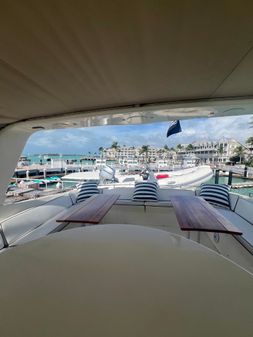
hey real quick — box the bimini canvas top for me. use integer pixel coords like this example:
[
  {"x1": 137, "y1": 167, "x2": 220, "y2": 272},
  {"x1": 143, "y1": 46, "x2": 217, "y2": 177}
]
[{"x1": 0, "y1": 1, "x2": 253, "y2": 129}]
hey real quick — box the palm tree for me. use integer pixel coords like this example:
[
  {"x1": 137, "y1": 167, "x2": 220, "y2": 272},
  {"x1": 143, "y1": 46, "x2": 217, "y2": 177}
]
[
  {"x1": 176, "y1": 144, "x2": 182, "y2": 151},
  {"x1": 98, "y1": 147, "x2": 104, "y2": 159},
  {"x1": 163, "y1": 145, "x2": 169, "y2": 159},
  {"x1": 246, "y1": 137, "x2": 253, "y2": 161},
  {"x1": 233, "y1": 145, "x2": 245, "y2": 164},
  {"x1": 111, "y1": 141, "x2": 120, "y2": 161},
  {"x1": 186, "y1": 144, "x2": 194, "y2": 152},
  {"x1": 111, "y1": 141, "x2": 120, "y2": 150},
  {"x1": 218, "y1": 144, "x2": 224, "y2": 162},
  {"x1": 218, "y1": 144, "x2": 224, "y2": 153},
  {"x1": 140, "y1": 145, "x2": 150, "y2": 164},
  {"x1": 246, "y1": 137, "x2": 253, "y2": 147}
]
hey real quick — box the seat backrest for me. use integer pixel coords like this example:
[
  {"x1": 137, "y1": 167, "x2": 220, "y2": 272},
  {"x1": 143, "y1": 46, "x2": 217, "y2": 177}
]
[
  {"x1": 234, "y1": 197, "x2": 253, "y2": 225},
  {"x1": 229, "y1": 193, "x2": 239, "y2": 211}
]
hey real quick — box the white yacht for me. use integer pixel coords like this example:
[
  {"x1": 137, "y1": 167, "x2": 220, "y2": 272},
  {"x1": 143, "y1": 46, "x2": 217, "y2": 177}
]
[
  {"x1": 0, "y1": 2, "x2": 252, "y2": 336},
  {"x1": 95, "y1": 158, "x2": 107, "y2": 167},
  {"x1": 155, "y1": 165, "x2": 213, "y2": 187},
  {"x1": 61, "y1": 163, "x2": 213, "y2": 187}
]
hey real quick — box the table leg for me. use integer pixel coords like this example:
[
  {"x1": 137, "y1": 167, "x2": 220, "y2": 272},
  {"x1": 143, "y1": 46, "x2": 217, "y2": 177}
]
[{"x1": 197, "y1": 231, "x2": 200, "y2": 243}]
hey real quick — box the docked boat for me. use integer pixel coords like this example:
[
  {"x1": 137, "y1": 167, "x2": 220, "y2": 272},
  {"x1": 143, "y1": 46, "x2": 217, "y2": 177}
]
[
  {"x1": 17, "y1": 155, "x2": 31, "y2": 168},
  {"x1": 0, "y1": 2, "x2": 252, "y2": 336},
  {"x1": 32, "y1": 176, "x2": 61, "y2": 187},
  {"x1": 154, "y1": 165, "x2": 213, "y2": 187},
  {"x1": 61, "y1": 164, "x2": 213, "y2": 187}
]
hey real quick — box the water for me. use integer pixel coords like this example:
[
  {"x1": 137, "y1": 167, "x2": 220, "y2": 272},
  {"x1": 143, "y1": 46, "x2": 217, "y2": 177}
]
[
  {"x1": 25, "y1": 154, "x2": 116, "y2": 166},
  {"x1": 24, "y1": 155, "x2": 253, "y2": 198},
  {"x1": 206, "y1": 176, "x2": 253, "y2": 198},
  {"x1": 26, "y1": 154, "x2": 86, "y2": 165}
]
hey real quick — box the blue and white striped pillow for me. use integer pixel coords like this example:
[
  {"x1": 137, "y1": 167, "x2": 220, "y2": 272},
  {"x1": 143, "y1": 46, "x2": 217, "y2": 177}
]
[
  {"x1": 199, "y1": 184, "x2": 231, "y2": 209},
  {"x1": 133, "y1": 181, "x2": 158, "y2": 201},
  {"x1": 76, "y1": 182, "x2": 99, "y2": 203}
]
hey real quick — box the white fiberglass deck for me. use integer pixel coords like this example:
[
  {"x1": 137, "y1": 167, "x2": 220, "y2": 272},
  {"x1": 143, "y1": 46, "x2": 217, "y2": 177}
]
[{"x1": 0, "y1": 225, "x2": 252, "y2": 337}]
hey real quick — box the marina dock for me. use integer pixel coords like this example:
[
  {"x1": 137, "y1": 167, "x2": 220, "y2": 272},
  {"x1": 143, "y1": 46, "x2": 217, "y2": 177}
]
[{"x1": 231, "y1": 182, "x2": 253, "y2": 189}]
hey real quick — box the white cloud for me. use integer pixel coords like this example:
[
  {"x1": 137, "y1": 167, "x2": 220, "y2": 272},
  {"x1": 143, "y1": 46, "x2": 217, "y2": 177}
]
[{"x1": 23, "y1": 114, "x2": 253, "y2": 154}]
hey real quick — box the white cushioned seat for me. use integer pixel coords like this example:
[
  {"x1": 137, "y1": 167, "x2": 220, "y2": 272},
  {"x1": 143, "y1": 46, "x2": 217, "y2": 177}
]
[
  {"x1": 216, "y1": 208, "x2": 253, "y2": 249},
  {"x1": 199, "y1": 184, "x2": 231, "y2": 209},
  {"x1": 234, "y1": 198, "x2": 253, "y2": 224},
  {"x1": 2, "y1": 196, "x2": 72, "y2": 244}
]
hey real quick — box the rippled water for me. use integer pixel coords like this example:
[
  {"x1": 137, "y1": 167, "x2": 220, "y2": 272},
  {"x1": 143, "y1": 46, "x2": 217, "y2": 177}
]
[{"x1": 206, "y1": 176, "x2": 253, "y2": 198}]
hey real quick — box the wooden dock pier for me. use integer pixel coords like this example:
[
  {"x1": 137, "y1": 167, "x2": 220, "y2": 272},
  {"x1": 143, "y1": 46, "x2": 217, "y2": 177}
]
[{"x1": 231, "y1": 182, "x2": 253, "y2": 189}]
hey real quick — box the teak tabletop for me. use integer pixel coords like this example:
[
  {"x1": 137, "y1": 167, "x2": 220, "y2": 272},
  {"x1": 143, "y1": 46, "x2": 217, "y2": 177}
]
[
  {"x1": 170, "y1": 196, "x2": 242, "y2": 235},
  {"x1": 57, "y1": 194, "x2": 120, "y2": 224}
]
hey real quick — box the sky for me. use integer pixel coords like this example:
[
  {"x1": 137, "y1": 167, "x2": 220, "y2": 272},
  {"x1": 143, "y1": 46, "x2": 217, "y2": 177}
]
[{"x1": 23, "y1": 114, "x2": 253, "y2": 155}]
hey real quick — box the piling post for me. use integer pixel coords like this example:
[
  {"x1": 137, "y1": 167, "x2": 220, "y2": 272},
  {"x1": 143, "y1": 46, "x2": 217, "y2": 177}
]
[
  {"x1": 228, "y1": 171, "x2": 233, "y2": 186},
  {"x1": 214, "y1": 169, "x2": 220, "y2": 184},
  {"x1": 43, "y1": 168, "x2": 46, "y2": 179},
  {"x1": 244, "y1": 166, "x2": 248, "y2": 178}
]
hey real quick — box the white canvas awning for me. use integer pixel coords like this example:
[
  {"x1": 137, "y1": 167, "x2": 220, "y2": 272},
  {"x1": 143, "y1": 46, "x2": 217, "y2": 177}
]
[{"x1": 0, "y1": 1, "x2": 253, "y2": 129}]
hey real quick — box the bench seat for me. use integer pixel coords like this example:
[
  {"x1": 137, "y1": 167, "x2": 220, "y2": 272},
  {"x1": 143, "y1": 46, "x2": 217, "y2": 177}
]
[
  {"x1": 216, "y1": 208, "x2": 253, "y2": 252},
  {"x1": 2, "y1": 195, "x2": 73, "y2": 244}
]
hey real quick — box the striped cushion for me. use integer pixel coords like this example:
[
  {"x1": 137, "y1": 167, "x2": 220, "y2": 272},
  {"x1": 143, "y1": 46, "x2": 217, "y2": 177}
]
[
  {"x1": 133, "y1": 182, "x2": 158, "y2": 201},
  {"x1": 76, "y1": 181, "x2": 98, "y2": 189},
  {"x1": 76, "y1": 182, "x2": 99, "y2": 203},
  {"x1": 199, "y1": 184, "x2": 231, "y2": 209}
]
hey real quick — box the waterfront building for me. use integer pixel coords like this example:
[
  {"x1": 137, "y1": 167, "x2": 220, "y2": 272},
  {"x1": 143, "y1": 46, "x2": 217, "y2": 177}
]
[
  {"x1": 177, "y1": 138, "x2": 243, "y2": 164},
  {"x1": 104, "y1": 146, "x2": 177, "y2": 163},
  {"x1": 103, "y1": 138, "x2": 249, "y2": 165},
  {"x1": 104, "y1": 146, "x2": 138, "y2": 160}
]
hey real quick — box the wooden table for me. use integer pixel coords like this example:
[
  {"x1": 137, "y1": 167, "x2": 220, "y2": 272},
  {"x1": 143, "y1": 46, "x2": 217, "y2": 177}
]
[
  {"x1": 57, "y1": 194, "x2": 120, "y2": 224},
  {"x1": 170, "y1": 196, "x2": 242, "y2": 235}
]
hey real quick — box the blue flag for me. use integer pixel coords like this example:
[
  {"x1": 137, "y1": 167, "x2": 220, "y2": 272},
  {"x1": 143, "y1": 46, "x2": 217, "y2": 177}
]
[{"x1": 166, "y1": 120, "x2": 182, "y2": 137}]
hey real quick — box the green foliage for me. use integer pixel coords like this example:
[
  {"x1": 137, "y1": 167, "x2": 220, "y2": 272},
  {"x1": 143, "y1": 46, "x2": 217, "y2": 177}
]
[
  {"x1": 229, "y1": 155, "x2": 240, "y2": 164},
  {"x1": 246, "y1": 137, "x2": 253, "y2": 146},
  {"x1": 245, "y1": 157, "x2": 253, "y2": 167},
  {"x1": 234, "y1": 145, "x2": 245, "y2": 156},
  {"x1": 140, "y1": 145, "x2": 150, "y2": 163},
  {"x1": 140, "y1": 145, "x2": 150, "y2": 154},
  {"x1": 98, "y1": 147, "x2": 104, "y2": 158},
  {"x1": 111, "y1": 141, "x2": 120, "y2": 150},
  {"x1": 218, "y1": 144, "x2": 224, "y2": 155},
  {"x1": 186, "y1": 144, "x2": 194, "y2": 151}
]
